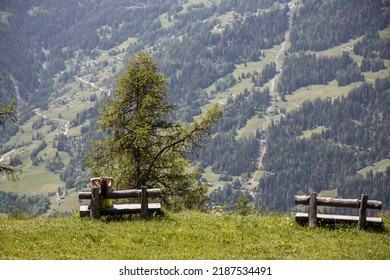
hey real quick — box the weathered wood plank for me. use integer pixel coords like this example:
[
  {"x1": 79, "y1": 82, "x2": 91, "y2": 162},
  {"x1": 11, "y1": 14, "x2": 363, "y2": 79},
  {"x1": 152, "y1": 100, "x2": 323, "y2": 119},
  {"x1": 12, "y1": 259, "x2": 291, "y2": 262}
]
[
  {"x1": 295, "y1": 195, "x2": 382, "y2": 210},
  {"x1": 80, "y1": 203, "x2": 161, "y2": 217},
  {"x1": 79, "y1": 188, "x2": 161, "y2": 200},
  {"x1": 79, "y1": 192, "x2": 92, "y2": 200},
  {"x1": 295, "y1": 212, "x2": 383, "y2": 226}
]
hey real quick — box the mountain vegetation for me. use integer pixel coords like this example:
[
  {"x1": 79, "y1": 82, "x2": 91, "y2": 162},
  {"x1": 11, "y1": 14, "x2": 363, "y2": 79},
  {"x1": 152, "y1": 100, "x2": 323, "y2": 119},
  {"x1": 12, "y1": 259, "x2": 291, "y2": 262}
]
[
  {"x1": 0, "y1": 98, "x2": 19, "y2": 182},
  {"x1": 277, "y1": 51, "x2": 364, "y2": 96},
  {"x1": 0, "y1": 190, "x2": 50, "y2": 216},
  {"x1": 289, "y1": 0, "x2": 390, "y2": 52},
  {"x1": 1, "y1": 0, "x2": 390, "y2": 217},
  {"x1": 85, "y1": 52, "x2": 221, "y2": 209},
  {"x1": 259, "y1": 77, "x2": 390, "y2": 211}
]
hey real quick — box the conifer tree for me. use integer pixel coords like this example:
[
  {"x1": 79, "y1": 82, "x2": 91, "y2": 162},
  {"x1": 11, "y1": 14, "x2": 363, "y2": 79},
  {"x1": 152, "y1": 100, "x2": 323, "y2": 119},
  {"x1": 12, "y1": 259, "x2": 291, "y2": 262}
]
[
  {"x1": 0, "y1": 79, "x2": 19, "y2": 182},
  {"x1": 85, "y1": 52, "x2": 221, "y2": 200}
]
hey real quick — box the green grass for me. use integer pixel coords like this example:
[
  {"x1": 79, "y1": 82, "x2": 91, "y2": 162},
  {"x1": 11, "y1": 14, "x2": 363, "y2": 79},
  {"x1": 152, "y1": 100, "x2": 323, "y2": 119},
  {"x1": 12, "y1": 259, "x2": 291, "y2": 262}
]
[
  {"x1": 298, "y1": 126, "x2": 328, "y2": 140},
  {"x1": 318, "y1": 189, "x2": 338, "y2": 198},
  {"x1": 215, "y1": 11, "x2": 235, "y2": 28},
  {"x1": 0, "y1": 164, "x2": 63, "y2": 193},
  {"x1": 202, "y1": 166, "x2": 221, "y2": 183},
  {"x1": 46, "y1": 190, "x2": 81, "y2": 216},
  {"x1": 358, "y1": 159, "x2": 390, "y2": 176},
  {"x1": 237, "y1": 115, "x2": 267, "y2": 138},
  {"x1": 159, "y1": 13, "x2": 173, "y2": 29},
  {"x1": 180, "y1": 0, "x2": 215, "y2": 14},
  {"x1": 316, "y1": 26, "x2": 390, "y2": 58},
  {"x1": 0, "y1": 211, "x2": 389, "y2": 260}
]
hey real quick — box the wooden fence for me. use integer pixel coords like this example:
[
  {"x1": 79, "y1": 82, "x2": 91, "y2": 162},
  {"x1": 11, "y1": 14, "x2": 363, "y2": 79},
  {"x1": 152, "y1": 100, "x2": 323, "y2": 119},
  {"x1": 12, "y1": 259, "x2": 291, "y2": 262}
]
[{"x1": 295, "y1": 193, "x2": 383, "y2": 229}]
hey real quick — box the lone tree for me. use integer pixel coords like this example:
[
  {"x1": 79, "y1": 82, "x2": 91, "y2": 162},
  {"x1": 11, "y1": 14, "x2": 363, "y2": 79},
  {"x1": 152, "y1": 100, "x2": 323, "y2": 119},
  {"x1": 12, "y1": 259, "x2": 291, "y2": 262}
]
[{"x1": 85, "y1": 52, "x2": 221, "y2": 205}]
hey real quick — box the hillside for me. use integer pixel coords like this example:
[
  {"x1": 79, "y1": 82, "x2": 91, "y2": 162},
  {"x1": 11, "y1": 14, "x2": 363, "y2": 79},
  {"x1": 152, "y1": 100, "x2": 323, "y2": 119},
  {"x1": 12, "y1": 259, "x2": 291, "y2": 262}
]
[
  {"x1": 1, "y1": 211, "x2": 389, "y2": 260},
  {"x1": 1, "y1": 0, "x2": 390, "y2": 216}
]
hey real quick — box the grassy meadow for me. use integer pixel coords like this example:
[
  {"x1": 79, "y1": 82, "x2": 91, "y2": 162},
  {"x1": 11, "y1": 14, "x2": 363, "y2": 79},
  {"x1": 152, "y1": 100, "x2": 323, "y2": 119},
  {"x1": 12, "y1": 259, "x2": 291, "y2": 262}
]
[{"x1": 1, "y1": 211, "x2": 389, "y2": 260}]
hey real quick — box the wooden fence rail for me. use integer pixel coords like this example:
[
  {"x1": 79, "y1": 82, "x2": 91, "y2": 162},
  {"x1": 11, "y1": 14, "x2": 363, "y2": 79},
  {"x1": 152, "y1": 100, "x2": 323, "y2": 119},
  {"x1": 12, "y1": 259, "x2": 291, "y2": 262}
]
[
  {"x1": 78, "y1": 188, "x2": 161, "y2": 200},
  {"x1": 295, "y1": 193, "x2": 383, "y2": 229},
  {"x1": 295, "y1": 195, "x2": 382, "y2": 209}
]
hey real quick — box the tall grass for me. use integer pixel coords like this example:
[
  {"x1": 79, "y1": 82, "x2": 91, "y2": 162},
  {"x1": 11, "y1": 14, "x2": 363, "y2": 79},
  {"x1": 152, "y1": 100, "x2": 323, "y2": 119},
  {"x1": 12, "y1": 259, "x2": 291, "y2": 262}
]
[{"x1": 1, "y1": 211, "x2": 389, "y2": 260}]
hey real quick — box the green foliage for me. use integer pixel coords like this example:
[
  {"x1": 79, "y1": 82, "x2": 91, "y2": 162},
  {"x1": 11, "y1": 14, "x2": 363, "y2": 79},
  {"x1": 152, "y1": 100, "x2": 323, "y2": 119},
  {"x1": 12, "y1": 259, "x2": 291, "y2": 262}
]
[
  {"x1": 235, "y1": 194, "x2": 252, "y2": 216},
  {"x1": 0, "y1": 191, "x2": 50, "y2": 216},
  {"x1": 252, "y1": 61, "x2": 277, "y2": 87},
  {"x1": 85, "y1": 52, "x2": 222, "y2": 206},
  {"x1": 277, "y1": 51, "x2": 362, "y2": 94},
  {"x1": 0, "y1": 0, "x2": 172, "y2": 118},
  {"x1": 209, "y1": 183, "x2": 256, "y2": 212},
  {"x1": 0, "y1": 98, "x2": 19, "y2": 182},
  {"x1": 353, "y1": 31, "x2": 390, "y2": 60},
  {"x1": 154, "y1": 2, "x2": 288, "y2": 109},
  {"x1": 213, "y1": 87, "x2": 271, "y2": 132},
  {"x1": 260, "y1": 77, "x2": 390, "y2": 211},
  {"x1": 336, "y1": 63, "x2": 364, "y2": 86},
  {"x1": 29, "y1": 140, "x2": 47, "y2": 161},
  {"x1": 0, "y1": 211, "x2": 389, "y2": 259},
  {"x1": 1, "y1": 0, "x2": 390, "y2": 216},
  {"x1": 200, "y1": 131, "x2": 260, "y2": 176},
  {"x1": 195, "y1": 87, "x2": 268, "y2": 178},
  {"x1": 0, "y1": 98, "x2": 16, "y2": 127},
  {"x1": 289, "y1": 0, "x2": 390, "y2": 52},
  {"x1": 6, "y1": 207, "x2": 31, "y2": 220},
  {"x1": 218, "y1": 0, "x2": 289, "y2": 14},
  {"x1": 165, "y1": 184, "x2": 209, "y2": 212},
  {"x1": 45, "y1": 152, "x2": 64, "y2": 173},
  {"x1": 354, "y1": 31, "x2": 389, "y2": 73}
]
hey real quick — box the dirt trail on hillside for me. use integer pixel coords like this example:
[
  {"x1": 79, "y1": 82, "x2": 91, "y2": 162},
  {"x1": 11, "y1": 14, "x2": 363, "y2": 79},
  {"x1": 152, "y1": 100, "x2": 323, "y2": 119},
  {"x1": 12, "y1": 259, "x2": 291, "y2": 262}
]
[
  {"x1": 270, "y1": 2, "x2": 295, "y2": 95},
  {"x1": 254, "y1": 2, "x2": 296, "y2": 182}
]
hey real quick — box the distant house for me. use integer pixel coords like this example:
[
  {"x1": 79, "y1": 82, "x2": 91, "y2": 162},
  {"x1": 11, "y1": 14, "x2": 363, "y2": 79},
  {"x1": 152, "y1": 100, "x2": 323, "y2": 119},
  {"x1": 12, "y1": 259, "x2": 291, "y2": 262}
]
[{"x1": 57, "y1": 192, "x2": 65, "y2": 202}]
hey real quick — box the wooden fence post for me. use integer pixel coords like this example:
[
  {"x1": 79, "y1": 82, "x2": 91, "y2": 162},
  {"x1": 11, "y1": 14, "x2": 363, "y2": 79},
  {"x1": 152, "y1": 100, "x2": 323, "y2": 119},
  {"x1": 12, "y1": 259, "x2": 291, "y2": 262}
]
[
  {"x1": 358, "y1": 194, "x2": 368, "y2": 230},
  {"x1": 141, "y1": 186, "x2": 149, "y2": 219},
  {"x1": 308, "y1": 192, "x2": 318, "y2": 228},
  {"x1": 90, "y1": 187, "x2": 100, "y2": 219}
]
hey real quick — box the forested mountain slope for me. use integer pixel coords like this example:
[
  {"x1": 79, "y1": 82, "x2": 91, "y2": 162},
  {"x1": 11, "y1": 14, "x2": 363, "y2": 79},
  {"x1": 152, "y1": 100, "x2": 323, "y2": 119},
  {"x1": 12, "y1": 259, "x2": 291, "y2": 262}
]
[
  {"x1": 259, "y1": 78, "x2": 390, "y2": 211},
  {"x1": 1, "y1": 0, "x2": 390, "y2": 215}
]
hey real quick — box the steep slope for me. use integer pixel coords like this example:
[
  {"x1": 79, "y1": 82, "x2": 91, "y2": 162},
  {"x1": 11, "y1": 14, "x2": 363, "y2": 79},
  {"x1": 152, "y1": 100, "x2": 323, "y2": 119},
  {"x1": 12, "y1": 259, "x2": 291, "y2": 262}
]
[{"x1": 1, "y1": 0, "x2": 390, "y2": 215}]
